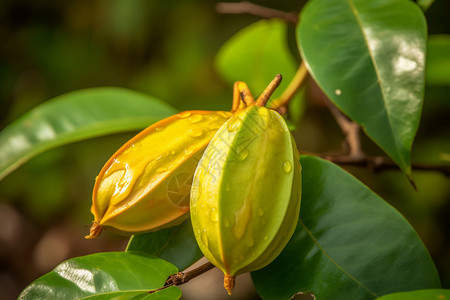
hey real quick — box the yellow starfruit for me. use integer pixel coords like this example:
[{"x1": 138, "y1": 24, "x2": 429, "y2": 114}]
[{"x1": 86, "y1": 82, "x2": 254, "y2": 239}]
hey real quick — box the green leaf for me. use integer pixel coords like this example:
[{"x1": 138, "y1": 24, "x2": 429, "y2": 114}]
[
  {"x1": 82, "y1": 286, "x2": 182, "y2": 300},
  {"x1": 298, "y1": 0, "x2": 427, "y2": 176},
  {"x1": 376, "y1": 289, "x2": 450, "y2": 300},
  {"x1": 417, "y1": 0, "x2": 434, "y2": 11},
  {"x1": 126, "y1": 219, "x2": 203, "y2": 271},
  {"x1": 426, "y1": 35, "x2": 450, "y2": 86},
  {"x1": 252, "y1": 156, "x2": 440, "y2": 300},
  {"x1": 18, "y1": 252, "x2": 179, "y2": 300},
  {"x1": 215, "y1": 19, "x2": 297, "y2": 102},
  {"x1": 0, "y1": 87, "x2": 177, "y2": 181}
]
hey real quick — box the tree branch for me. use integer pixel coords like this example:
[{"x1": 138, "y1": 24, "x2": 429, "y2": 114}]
[
  {"x1": 216, "y1": 1, "x2": 298, "y2": 24},
  {"x1": 324, "y1": 98, "x2": 364, "y2": 161},
  {"x1": 319, "y1": 98, "x2": 450, "y2": 177},
  {"x1": 306, "y1": 151, "x2": 450, "y2": 176},
  {"x1": 148, "y1": 261, "x2": 215, "y2": 294}
]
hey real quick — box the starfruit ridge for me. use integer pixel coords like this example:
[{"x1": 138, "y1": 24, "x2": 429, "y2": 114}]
[{"x1": 86, "y1": 110, "x2": 232, "y2": 239}]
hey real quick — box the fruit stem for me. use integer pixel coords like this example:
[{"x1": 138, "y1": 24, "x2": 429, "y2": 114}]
[
  {"x1": 232, "y1": 81, "x2": 255, "y2": 112},
  {"x1": 224, "y1": 274, "x2": 235, "y2": 295},
  {"x1": 85, "y1": 222, "x2": 103, "y2": 239},
  {"x1": 256, "y1": 74, "x2": 282, "y2": 107},
  {"x1": 269, "y1": 62, "x2": 307, "y2": 111}
]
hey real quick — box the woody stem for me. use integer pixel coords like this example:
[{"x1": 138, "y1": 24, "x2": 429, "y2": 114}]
[{"x1": 256, "y1": 74, "x2": 283, "y2": 107}]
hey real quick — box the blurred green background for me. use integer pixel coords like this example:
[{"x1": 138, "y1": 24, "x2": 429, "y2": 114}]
[{"x1": 0, "y1": 1, "x2": 449, "y2": 299}]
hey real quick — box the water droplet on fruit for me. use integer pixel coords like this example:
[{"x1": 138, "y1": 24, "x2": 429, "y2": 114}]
[
  {"x1": 207, "y1": 123, "x2": 221, "y2": 130},
  {"x1": 227, "y1": 118, "x2": 242, "y2": 133},
  {"x1": 258, "y1": 208, "x2": 264, "y2": 216},
  {"x1": 232, "y1": 201, "x2": 251, "y2": 240},
  {"x1": 201, "y1": 229, "x2": 209, "y2": 247},
  {"x1": 155, "y1": 126, "x2": 165, "y2": 132},
  {"x1": 188, "y1": 128, "x2": 203, "y2": 138},
  {"x1": 156, "y1": 167, "x2": 169, "y2": 173},
  {"x1": 283, "y1": 160, "x2": 292, "y2": 173},
  {"x1": 179, "y1": 112, "x2": 191, "y2": 119},
  {"x1": 237, "y1": 149, "x2": 249, "y2": 161},
  {"x1": 188, "y1": 114, "x2": 203, "y2": 123},
  {"x1": 210, "y1": 208, "x2": 218, "y2": 222},
  {"x1": 218, "y1": 111, "x2": 231, "y2": 119},
  {"x1": 209, "y1": 114, "x2": 219, "y2": 121}
]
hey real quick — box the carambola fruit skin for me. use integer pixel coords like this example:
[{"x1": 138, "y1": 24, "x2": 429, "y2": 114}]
[
  {"x1": 190, "y1": 105, "x2": 301, "y2": 278},
  {"x1": 86, "y1": 110, "x2": 232, "y2": 238}
]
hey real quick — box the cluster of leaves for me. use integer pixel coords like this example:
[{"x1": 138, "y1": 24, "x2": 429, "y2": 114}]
[{"x1": 0, "y1": 0, "x2": 449, "y2": 299}]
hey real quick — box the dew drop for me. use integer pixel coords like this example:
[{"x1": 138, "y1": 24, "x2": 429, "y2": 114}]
[
  {"x1": 227, "y1": 118, "x2": 242, "y2": 133},
  {"x1": 258, "y1": 208, "x2": 264, "y2": 216},
  {"x1": 209, "y1": 114, "x2": 219, "y2": 121},
  {"x1": 188, "y1": 128, "x2": 204, "y2": 138},
  {"x1": 170, "y1": 150, "x2": 176, "y2": 155},
  {"x1": 335, "y1": 89, "x2": 342, "y2": 96},
  {"x1": 201, "y1": 229, "x2": 209, "y2": 247},
  {"x1": 283, "y1": 160, "x2": 292, "y2": 173},
  {"x1": 218, "y1": 111, "x2": 231, "y2": 119},
  {"x1": 264, "y1": 234, "x2": 269, "y2": 241},
  {"x1": 155, "y1": 126, "x2": 165, "y2": 132},
  {"x1": 210, "y1": 208, "x2": 218, "y2": 222},
  {"x1": 178, "y1": 112, "x2": 191, "y2": 119},
  {"x1": 237, "y1": 149, "x2": 249, "y2": 161},
  {"x1": 188, "y1": 114, "x2": 203, "y2": 123},
  {"x1": 207, "y1": 123, "x2": 221, "y2": 130},
  {"x1": 156, "y1": 167, "x2": 169, "y2": 173}
]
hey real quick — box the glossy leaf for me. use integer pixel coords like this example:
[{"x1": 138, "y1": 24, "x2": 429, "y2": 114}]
[
  {"x1": 126, "y1": 219, "x2": 203, "y2": 271},
  {"x1": 82, "y1": 286, "x2": 182, "y2": 300},
  {"x1": 0, "y1": 87, "x2": 177, "y2": 181},
  {"x1": 376, "y1": 289, "x2": 450, "y2": 300},
  {"x1": 252, "y1": 156, "x2": 440, "y2": 300},
  {"x1": 417, "y1": 0, "x2": 434, "y2": 11},
  {"x1": 426, "y1": 35, "x2": 450, "y2": 86},
  {"x1": 215, "y1": 20, "x2": 296, "y2": 102},
  {"x1": 298, "y1": 0, "x2": 427, "y2": 176},
  {"x1": 18, "y1": 252, "x2": 179, "y2": 299}
]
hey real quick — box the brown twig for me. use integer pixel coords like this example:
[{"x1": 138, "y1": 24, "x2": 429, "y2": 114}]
[
  {"x1": 324, "y1": 98, "x2": 365, "y2": 161},
  {"x1": 216, "y1": 1, "x2": 298, "y2": 24},
  {"x1": 148, "y1": 261, "x2": 215, "y2": 294},
  {"x1": 305, "y1": 151, "x2": 450, "y2": 176},
  {"x1": 256, "y1": 74, "x2": 282, "y2": 107},
  {"x1": 319, "y1": 98, "x2": 450, "y2": 177}
]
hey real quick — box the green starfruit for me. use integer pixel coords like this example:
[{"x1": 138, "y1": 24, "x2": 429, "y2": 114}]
[{"x1": 190, "y1": 75, "x2": 302, "y2": 294}]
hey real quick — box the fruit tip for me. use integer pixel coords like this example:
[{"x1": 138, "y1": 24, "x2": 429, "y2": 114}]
[
  {"x1": 85, "y1": 222, "x2": 103, "y2": 239},
  {"x1": 224, "y1": 274, "x2": 235, "y2": 295}
]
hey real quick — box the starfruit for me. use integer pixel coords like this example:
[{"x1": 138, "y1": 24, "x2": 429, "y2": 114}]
[
  {"x1": 85, "y1": 110, "x2": 232, "y2": 239},
  {"x1": 190, "y1": 75, "x2": 302, "y2": 294}
]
